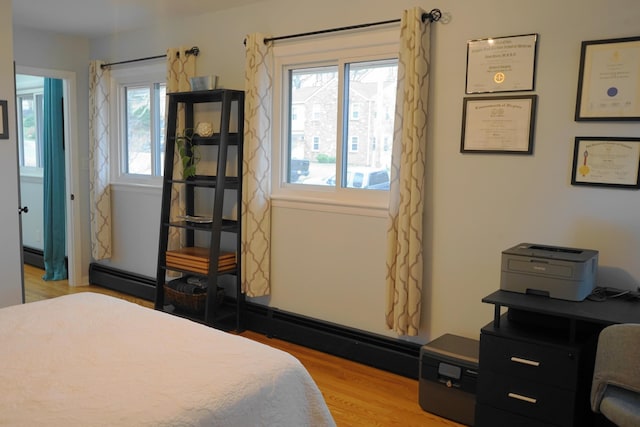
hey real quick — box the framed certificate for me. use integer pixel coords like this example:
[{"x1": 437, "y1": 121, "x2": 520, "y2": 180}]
[
  {"x1": 460, "y1": 95, "x2": 537, "y2": 154},
  {"x1": 466, "y1": 34, "x2": 538, "y2": 94},
  {"x1": 575, "y1": 36, "x2": 640, "y2": 121},
  {"x1": 571, "y1": 137, "x2": 640, "y2": 188}
]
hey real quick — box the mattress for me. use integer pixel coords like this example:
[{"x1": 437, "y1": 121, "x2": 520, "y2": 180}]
[{"x1": 0, "y1": 292, "x2": 335, "y2": 426}]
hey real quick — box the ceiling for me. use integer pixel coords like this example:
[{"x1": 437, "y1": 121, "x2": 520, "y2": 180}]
[{"x1": 12, "y1": 0, "x2": 268, "y2": 38}]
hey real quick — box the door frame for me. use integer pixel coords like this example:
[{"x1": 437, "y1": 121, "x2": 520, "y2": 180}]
[{"x1": 16, "y1": 65, "x2": 81, "y2": 286}]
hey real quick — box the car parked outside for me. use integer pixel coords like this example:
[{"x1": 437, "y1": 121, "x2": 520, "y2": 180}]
[
  {"x1": 326, "y1": 167, "x2": 390, "y2": 190},
  {"x1": 289, "y1": 159, "x2": 310, "y2": 182}
]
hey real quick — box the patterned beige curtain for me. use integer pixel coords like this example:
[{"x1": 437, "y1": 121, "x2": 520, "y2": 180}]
[
  {"x1": 89, "y1": 61, "x2": 112, "y2": 260},
  {"x1": 385, "y1": 7, "x2": 431, "y2": 336},
  {"x1": 242, "y1": 33, "x2": 273, "y2": 297},
  {"x1": 166, "y1": 47, "x2": 196, "y2": 251}
]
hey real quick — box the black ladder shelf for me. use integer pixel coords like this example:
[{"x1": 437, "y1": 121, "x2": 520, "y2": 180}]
[{"x1": 154, "y1": 89, "x2": 244, "y2": 331}]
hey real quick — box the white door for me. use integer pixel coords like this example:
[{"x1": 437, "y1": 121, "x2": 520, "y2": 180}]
[
  {"x1": 0, "y1": 72, "x2": 24, "y2": 307},
  {"x1": 0, "y1": 0, "x2": 22, "y2": 307}
]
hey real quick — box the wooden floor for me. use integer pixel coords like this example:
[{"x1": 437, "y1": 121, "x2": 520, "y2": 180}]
[{"x1": 23, "y1": 264, "x2": 462, "y2": 427}]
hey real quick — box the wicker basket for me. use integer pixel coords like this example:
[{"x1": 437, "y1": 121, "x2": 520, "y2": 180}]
[{"x1": 164, "y1": 282, "x2": 225, "y2": 315}]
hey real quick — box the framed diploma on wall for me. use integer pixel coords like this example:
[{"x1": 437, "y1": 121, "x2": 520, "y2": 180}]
[
  {"x1": 465, "y1": 33, "x2": 538, "y2": 94},
  {"x1": 460, "y1": 95, "x2": 537, "y2": 154},
  {"x1": 575, "y1": 36, "x2": 640, "y2": 121},
  {"x1": 571, "y1": 137, "x2": 640, "y2": 188}
]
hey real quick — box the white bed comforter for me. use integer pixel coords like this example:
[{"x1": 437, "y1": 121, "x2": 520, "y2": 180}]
[{"x1": 0, "y1": 292, "x2": 335, "y2": 427}]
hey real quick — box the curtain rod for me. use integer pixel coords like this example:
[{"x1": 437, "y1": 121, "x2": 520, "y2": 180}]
[
  {"x1": 100, "y1": 46, "x2": 200, "y2": 69},
  {"x1": 263, "y1": 9, "x2": 442, "y2": 44}
]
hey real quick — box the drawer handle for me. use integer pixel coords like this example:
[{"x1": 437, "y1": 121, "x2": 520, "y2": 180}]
[
  {"x1": 510, "y1": 356, "x2": 540, "y2": 367},
  {"x1": 508, "y1": 392, "x2": 537, "y2": 404}
]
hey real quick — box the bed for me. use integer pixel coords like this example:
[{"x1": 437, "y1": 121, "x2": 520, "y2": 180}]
[{"x1": 0, "y1": 292, "x2": 335, "y2": 426}]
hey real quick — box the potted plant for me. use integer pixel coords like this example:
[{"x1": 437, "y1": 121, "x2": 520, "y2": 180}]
[{"x1": 175, "y1": 128, "x2": 199, "y2": 179}]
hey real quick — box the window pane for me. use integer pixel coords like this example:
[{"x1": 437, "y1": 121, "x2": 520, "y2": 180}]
[
  {"x1": 125, "y1": 86, "x2": 152, "y2": 175},
  {"x1": 20, "y1": 97, "x2": 37, "y2": 167},
  {"x1": 344, "y1": 60, "x2": 397, "y2": 190},
  {"x1": 288, "y1": 66, "x2": 338, "y2": 185},
  {"x1": 155, "y1": 83, "x2": 166, "y2": 175}
]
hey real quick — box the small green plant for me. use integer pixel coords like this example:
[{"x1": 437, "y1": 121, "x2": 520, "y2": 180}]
[
  {"x1": 175, "y1": 128, "x2": 199, "y2": 179},
  {"x1": 316, "y1": 153, "x2": 336, "y2": 164}
]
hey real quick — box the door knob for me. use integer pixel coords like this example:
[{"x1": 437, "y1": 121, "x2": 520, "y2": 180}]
[{"x1": 18, "y1": 206, "x2": 29, "y2": 214}]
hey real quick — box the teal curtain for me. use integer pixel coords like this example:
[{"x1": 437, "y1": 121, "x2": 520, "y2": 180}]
[{"x1": 42, "y1": 78, "x2": 67, "y2": 281}]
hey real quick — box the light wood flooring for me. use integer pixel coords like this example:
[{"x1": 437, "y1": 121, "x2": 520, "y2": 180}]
[{"x1": 23, "y1": 264, "x2": 462, "y2": 427}]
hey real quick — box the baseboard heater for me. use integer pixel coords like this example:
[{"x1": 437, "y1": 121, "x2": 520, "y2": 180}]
[
  {"x1": 23, "y1": 246, "x2": 68, "y2": 271},
  {"x1": 243, "y1": 303, "x2": 421, "y2": 379},
  {"x1": 88, "y1": 262, "x2": 421, "y2": 379},
  {"x1": 88, "y1": 262, "x2": 155, "y2": 301},
  {"x1": 23, "y1": 247, "x2": 45, "y2": 269}
]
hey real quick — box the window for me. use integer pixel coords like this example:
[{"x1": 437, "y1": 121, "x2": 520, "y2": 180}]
[
  {"x1": 350, "y1": 103, "x2": 361, "y2": 120},
  {"x1": 123, "y1": 83, "x2": 166, "y2": 175},
  {"x1": 15, "y1": 75, "x2": 45, "y2": 169},
  {"x1": 110, "y1": 63, "x2": 166, "y2": 184},
  {"x1": 312, "y1": 103, "x2": 323, "y2": 121},
  {"x1": 350, "y1": 136, "x2": 359, "y2": 152},
  {"x1": 291, "y1": 104, "x2": 305, "y2": 131},
  {"x1": 272, "y1": 27, "x2": 399, "y2": 210},
  {"x1": 284, "y1": 59, "x2": 396, "y2": 188}
]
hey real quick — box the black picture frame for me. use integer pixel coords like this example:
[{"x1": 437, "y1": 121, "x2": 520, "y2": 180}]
[
  {"x1": 460, "y1": 95, "x2": 537, "y2": 154},
  {"x1": 465, "y1": 33, "x2": 538, "y2": 94},
  {"x1": 575, "y1": 36, "x2": 640, "y2": 121},
  {"x1": 571, "y1": 137, "x2": 640, "y2": 189},
  {"x1": 0, "y1": 100, "x2": 7, "y2": 139}
]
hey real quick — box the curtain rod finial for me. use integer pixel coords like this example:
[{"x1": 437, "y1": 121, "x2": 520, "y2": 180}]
[{"x1": 423, "y1": 8, "x2": 443, "y2": 23}]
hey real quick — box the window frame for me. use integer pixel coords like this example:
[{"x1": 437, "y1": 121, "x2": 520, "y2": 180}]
[
  {"x1": 271, "y1": 27, "x2": 399, "y2": 213},
  {"x1": 109, "y1": 62, "x2": 166, "y2": 187}
]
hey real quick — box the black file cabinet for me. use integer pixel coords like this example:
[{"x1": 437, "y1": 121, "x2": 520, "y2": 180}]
[
  {"x1": 475, "y1": 314, "x2": 596, "y2": 427},
  {"x1": 475, "y1": 290, "x2": 640, "y2": 426}
]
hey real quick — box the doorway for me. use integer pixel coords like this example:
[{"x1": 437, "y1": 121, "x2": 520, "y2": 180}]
[{"x1": 15, "y1": 66, "x2": 81, "y2": 287}]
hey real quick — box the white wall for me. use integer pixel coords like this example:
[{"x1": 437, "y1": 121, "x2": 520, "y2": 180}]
[
  {"x1": 82, "y1": 0, "x2": 640, "y2": 343},
  {"x1": 0, "y1": 0, "x2": 24, "y2": 307},
  {"x1": 19, "y1": 175, "x2": 44, "y2": 249}
]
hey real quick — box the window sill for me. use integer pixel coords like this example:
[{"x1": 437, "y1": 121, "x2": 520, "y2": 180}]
[{"x1": 20, "y1": 167, "x2": 44, "y2": 181}]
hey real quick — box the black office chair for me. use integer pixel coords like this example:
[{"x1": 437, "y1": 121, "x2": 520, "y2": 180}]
[{"x1": 591, "y1": 324, "x2": 640, "y2": 427}]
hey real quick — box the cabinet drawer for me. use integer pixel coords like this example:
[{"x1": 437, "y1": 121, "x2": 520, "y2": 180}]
[
  {"x1": 480, "y1": 333, "x2": 580, "y2": 388},
  {"x1": 477, "y1": 370, "x2": 576, "y2": 426},
  {"x1": 475, "y1": 403, "x2": 556, "y2": 427}
]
